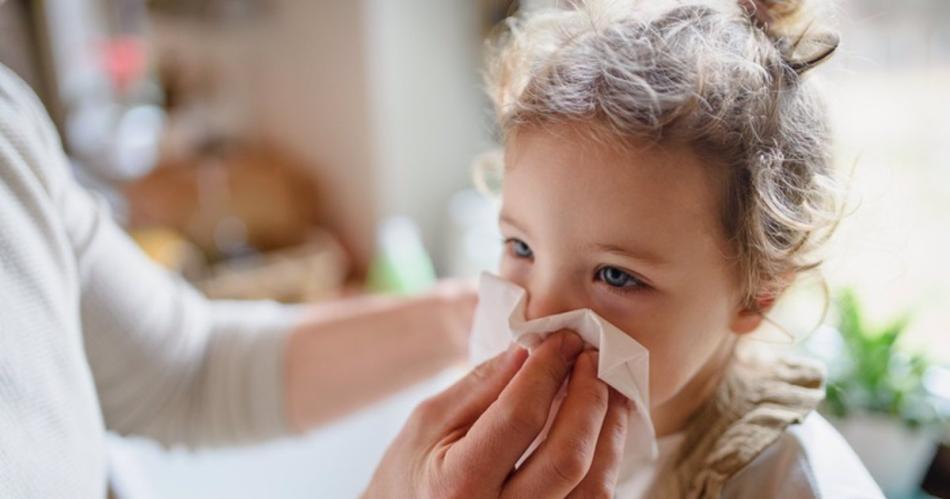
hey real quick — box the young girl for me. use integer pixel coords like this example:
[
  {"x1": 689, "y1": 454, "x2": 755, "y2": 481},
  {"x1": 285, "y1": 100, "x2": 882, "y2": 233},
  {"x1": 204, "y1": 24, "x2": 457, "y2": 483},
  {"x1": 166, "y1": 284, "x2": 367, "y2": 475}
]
[{"x1": 484, "y1": 0, "x2": 883, "y2": 496}]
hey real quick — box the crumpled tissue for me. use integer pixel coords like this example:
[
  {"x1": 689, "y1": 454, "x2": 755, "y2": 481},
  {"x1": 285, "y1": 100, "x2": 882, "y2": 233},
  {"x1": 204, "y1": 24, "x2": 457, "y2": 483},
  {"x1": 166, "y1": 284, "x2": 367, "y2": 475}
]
[{"x1": 468, "y1": 273, "x2": 658, "y2": 466}]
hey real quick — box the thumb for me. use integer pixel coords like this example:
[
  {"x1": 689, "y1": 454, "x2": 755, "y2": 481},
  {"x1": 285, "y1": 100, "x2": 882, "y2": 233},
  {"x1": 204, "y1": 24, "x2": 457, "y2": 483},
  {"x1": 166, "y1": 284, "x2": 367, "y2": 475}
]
[{"x1": 419, "y1": 344, "x2": 528, "y2": 436}]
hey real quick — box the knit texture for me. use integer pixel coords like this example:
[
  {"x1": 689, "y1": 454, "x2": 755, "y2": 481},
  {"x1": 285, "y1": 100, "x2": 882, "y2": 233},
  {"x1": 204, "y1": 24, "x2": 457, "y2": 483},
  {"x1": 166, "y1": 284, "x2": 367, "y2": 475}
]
[
  {"x1": 649, "y1": 350, "x2": 826, "y2": 498},
  {"x1": 0, "y1": 64, "x2": 297, "y2": 498}
]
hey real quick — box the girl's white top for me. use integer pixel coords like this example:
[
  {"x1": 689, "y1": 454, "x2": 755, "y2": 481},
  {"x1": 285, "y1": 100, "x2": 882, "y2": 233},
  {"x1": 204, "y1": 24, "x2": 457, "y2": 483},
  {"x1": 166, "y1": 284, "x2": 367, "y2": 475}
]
[{"x1": 616, "y1": 412, "x2": 885, "y2": 498}]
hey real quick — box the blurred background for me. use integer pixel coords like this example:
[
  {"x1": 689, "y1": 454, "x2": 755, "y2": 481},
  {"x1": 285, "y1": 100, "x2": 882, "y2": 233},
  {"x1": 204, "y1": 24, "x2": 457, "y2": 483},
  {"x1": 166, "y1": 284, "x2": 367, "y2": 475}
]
[{"x1": 0, "y1": 0, "x2": 947, "y2": 497}]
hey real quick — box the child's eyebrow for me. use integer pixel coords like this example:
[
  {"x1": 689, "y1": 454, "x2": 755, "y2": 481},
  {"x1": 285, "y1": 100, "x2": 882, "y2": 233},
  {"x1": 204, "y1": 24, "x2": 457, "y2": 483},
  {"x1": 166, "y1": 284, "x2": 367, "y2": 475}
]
[
  {"x1": 498, "y1": 213, "x2": 529, "y2": 235},
  {"x1": 593, "y1": 242, "x2": 670, "y2": 267},
  {"x1": 500, "y1": 211, "x2": 668, "y2": 266}
]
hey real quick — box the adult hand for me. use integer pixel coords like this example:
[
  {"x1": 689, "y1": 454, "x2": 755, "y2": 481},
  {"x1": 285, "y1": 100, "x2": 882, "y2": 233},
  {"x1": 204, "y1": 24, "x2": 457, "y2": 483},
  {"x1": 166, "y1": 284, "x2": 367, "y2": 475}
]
[
  {"x1": 363, "y1": 331, "x2": 632, "y2": 499},
  {"x1": 429, "y1": 278, "x2": 479, "y2": 356},
  {"x1": 285, "y1": 279, "x2": 477, "y2": 430}
]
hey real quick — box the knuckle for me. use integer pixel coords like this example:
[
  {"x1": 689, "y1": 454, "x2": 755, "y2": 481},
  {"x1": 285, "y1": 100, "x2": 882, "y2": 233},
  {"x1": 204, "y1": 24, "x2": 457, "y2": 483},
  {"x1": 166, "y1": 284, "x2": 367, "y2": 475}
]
[
  {"x1": 545, "y1": 431, "x2": 597, "y2": 485},
  {"x1": 499, "y1": 398, "x2": 548, "y2": 436},
  {"x1": 448, "y1": 481, "x2": 482, "y2": 499},
  {"x1": 604, "y1": 408, "x2": 629, "y2": 444},
  {"x1": 602, "y1": 425, "x2": 626, "y2": 453},
  {"x1": 427, "y1": 478, "x2": 466, "y2": 499},
  {"x1": 538, "y1": 354, "x2": 569, "y2": 387},
  {"x1": 469, "y1": 357, "x2": 497, "y2": 383},
  {"x1": 437, "y1": 470, "x2": 485, "y2": 499},
  {"x1": 548, "y1": 452, "x2": 588, "y2": 486},
  {"x1": 603, "y1": 396, "x2": 631, "y2": 443},
  {"x1": 572, "y1": 483, "x2": 613, "y2": 499},
  {"x1": 410, "y1": 396, "x2": 442, "y2": 428},
  {"x1": 581, "y1": 381, "x2": 610, "y2": 411}
]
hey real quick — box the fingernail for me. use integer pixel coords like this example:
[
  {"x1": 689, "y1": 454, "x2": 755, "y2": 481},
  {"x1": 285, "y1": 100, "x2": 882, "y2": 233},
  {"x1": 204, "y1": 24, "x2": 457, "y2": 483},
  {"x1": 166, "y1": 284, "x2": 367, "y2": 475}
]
[
  {"x1": 506, "y1": 342, "x2": 526, "y2": 361},
  {"x1": 558, "y1": 332, "x2": 585, "y2": 362}
]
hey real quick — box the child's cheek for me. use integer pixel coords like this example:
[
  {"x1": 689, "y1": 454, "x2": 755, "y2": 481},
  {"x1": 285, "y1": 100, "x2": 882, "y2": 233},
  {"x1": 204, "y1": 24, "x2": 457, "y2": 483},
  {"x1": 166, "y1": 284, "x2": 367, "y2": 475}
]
[
  {"x1": 591, "y1": 293, "x2": 659, "y2": 342},
  {"x1": 593, "y1": 296, "x2": 683, "y2": 385},
  {"x1": 498, "y1": 256, "x2": 529, "y2": 288}
]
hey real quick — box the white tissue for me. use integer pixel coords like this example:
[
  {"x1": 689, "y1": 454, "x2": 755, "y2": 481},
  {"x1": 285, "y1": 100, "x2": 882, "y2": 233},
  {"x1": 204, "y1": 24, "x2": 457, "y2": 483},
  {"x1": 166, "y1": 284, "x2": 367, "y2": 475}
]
[{"x1": 468, "y1": 273, "x2": 658, "y2": 466}]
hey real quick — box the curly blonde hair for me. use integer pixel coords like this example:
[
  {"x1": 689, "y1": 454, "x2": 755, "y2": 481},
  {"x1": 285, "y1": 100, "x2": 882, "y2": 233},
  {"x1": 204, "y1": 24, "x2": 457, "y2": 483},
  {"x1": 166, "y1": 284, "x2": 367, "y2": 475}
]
[{"x1": 485, "y1": 0, "x2": 842, "y2": 309}]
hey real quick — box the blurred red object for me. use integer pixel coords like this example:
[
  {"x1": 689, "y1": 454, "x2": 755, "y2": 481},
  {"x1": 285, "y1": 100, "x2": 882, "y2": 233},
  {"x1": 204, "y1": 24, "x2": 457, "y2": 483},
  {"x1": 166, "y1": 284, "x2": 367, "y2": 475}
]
[{"x1": 99, "y1": 36, "x2": 147, "y2": 93}]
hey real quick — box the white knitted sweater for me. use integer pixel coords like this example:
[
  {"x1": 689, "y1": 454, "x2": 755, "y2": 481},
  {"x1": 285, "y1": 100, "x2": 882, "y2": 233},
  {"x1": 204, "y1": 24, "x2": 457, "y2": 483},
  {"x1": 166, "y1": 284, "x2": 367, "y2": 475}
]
[{"x1": 0, "y1": 64, "x2": 297, "y2": 497}]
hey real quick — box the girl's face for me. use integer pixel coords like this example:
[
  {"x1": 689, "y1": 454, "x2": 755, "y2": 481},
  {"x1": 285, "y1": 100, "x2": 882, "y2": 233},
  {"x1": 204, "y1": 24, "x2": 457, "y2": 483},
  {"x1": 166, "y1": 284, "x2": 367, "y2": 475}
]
[{"x1": 499, "y1": 125, "x2": 765, "y2": 431}]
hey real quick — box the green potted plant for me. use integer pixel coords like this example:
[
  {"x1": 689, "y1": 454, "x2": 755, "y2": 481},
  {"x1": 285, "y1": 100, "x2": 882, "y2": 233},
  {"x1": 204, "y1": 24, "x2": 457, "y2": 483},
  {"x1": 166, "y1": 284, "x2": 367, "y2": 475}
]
[{"x1": 820, "y1": 290, "x2": 945, "y2": 498}]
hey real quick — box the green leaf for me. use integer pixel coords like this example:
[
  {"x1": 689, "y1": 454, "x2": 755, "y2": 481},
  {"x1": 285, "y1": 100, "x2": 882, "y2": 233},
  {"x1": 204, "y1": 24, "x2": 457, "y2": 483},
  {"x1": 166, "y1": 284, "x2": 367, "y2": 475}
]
[{"x1": 824, "y1": 288, "x2": 944, "y2": 428}]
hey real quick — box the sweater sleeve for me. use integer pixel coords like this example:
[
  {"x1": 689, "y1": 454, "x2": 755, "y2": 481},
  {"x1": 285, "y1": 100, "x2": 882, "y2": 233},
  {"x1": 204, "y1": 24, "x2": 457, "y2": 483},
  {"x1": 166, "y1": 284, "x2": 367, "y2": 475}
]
[{"x1": 1, "y1": 65, "x2": 303, "y2": 448}]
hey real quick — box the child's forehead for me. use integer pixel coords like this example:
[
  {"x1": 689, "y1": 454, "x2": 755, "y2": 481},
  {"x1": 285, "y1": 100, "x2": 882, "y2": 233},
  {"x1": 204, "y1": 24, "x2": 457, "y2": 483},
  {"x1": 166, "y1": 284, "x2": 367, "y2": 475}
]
[
  {"x1": 503, "y1": 123, "x2": 634, "y2": 166},
  {"x1": 500, "y1": 125, "x2": 729, "y2": 254},
  {"x1": 504, "y1": 126, "x2": 717, "y2": 206}
]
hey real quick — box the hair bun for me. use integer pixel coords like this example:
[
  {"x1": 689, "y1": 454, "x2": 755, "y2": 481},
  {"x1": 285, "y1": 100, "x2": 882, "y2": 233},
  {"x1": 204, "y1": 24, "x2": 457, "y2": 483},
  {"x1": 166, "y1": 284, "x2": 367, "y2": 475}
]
[{"x1": 739, "y1": 0, "x2": 839, "y2": 74}]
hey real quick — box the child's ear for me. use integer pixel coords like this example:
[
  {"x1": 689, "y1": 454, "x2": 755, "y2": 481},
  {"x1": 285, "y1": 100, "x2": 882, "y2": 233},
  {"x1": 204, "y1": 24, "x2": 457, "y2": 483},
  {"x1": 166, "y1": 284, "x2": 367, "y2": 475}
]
[
  {"x1": 729, "y1": 293, "x2": 778, "y2": 335},
  {"x1": 730, "y1": 274, "x2": 793, "y2": 334}
]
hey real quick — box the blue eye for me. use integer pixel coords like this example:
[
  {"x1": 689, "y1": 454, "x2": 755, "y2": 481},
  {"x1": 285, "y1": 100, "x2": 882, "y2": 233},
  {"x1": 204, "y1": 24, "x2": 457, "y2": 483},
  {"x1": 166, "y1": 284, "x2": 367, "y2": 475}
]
[
  {"x1": 597, "y1": 266, "x2": 642, "y2": 289},
  {"x1": 506, "y1": 238, "x2": 534, "y2": 259}
]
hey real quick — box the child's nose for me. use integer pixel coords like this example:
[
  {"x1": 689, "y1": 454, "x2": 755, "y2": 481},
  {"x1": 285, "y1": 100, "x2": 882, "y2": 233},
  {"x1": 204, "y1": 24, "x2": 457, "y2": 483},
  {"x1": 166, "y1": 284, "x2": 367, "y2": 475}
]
[{"x1": 523, "y1": 277, "x2": 584, "y2": 321}]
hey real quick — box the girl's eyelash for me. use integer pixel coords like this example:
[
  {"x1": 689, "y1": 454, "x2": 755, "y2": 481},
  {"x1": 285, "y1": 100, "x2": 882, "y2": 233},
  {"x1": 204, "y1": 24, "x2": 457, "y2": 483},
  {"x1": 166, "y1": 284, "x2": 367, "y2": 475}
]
[
  {"x1": 595, "y1": 266, "x2": 650, "y2": 295},
  {"x1": 500, "y1": 239, "x2": 650, "y2": 295},
  {"x1": 503, "y1": 237, "x2": 534, "y2": 259}
]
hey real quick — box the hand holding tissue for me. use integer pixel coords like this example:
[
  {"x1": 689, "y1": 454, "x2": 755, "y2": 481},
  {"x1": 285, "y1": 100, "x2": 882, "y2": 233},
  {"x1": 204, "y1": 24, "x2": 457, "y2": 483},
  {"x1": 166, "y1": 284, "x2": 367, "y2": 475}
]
[{"x1": 468, "y1": 273, "x2": 658, "y2": 467}]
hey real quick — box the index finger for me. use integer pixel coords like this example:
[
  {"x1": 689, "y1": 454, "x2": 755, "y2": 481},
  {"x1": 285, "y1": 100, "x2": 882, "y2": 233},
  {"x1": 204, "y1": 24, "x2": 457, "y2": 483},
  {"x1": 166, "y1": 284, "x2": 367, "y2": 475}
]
[
  {"x1": 448, "y1": 330, "x2": 585, "y2": 484},
  {"x1": 505, "y1": 350, "x2": 609, "y2": 497},
  {"x1": 567, "y1": 387, "x2": 631, "y2": 498},
  {"x1": 412, "y1": 342, "x2": 528, "y2": 439}
]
